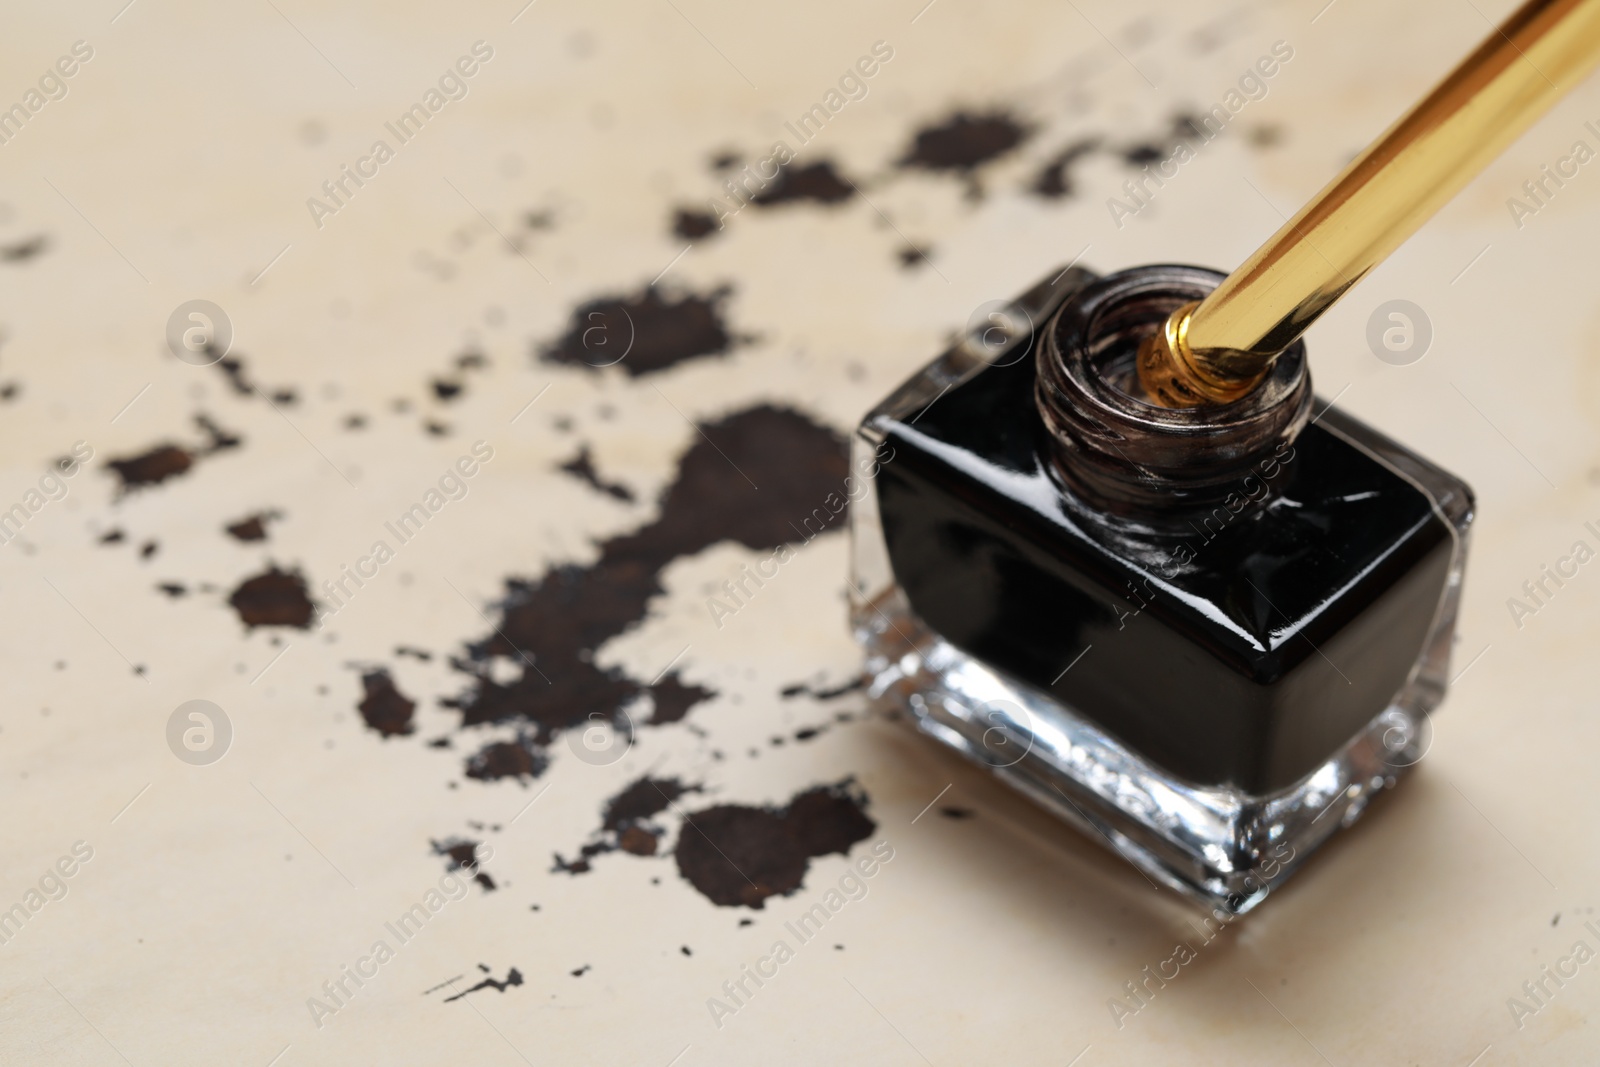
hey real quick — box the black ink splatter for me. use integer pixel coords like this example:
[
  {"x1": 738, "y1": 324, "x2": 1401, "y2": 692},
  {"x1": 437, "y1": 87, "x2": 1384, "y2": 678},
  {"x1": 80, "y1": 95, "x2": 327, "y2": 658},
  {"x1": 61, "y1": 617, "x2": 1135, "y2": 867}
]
[
  {"x1": 1032, "y1": 138, "x2": 1101, "y2": 199},
  {"x1": 604, "y1": 777, "x2": 693, "y2": 832},
  {"x1": 228, "y1": 566, "x2": 315, "y2": 629},
  {"x1": 673, "y1": 208, "x2": 719, "y2": 240},
  {"x1": 1122, "y1": 142, "x2": 1165, "y2": 166},
  {"x1": 465, "y1": 736, "x2": 548, "y2": 782},
  {"x1": 780, "y1": 677, "x2": 865, "y2": 701},
  {"x1": 441, "y1": 406, "x2": 846, "y2": 770},
  {"x1": 541, "y1": 286, "x2": 740, "y2": 377},
  {"x1": 0, "y1": 235, "x2": 47, "y2": 262},
  {"x1": 558, "y1": 445, "x2": 634, "y2": 503},
  {"x1": 443, "y1": 967, "x2": 522, "y2": 1001},
  {"x1": 898, "y1": 246, "x2": 932, "y2": 271},
  {"x1": 899, "y1": 111, "x2": 1030, "y2": 174},
  {"x1": 647, "y1": 673, "x2": 715, "y2": 725},
  {"x1": 108, "y1": 446, "x2": 194, "y2": 491},
  {"x1": 555, "y1": 776, "x2": 698, "y2": 871},
  {"x1": 674, "y1": 780, "x2": 874, "y2": 908},
  {"x1": 216, "y1": 357, "x2": 254, "y2": 397},
  {"x1": 359, "y1": 669, "x2": 416, "y2": 737},
  {"x1": 433, "y1": 838, "x2": 495, "y2": 890},
  {"x1": 225, "y1": 512, "x2": 276, "y2": 542},
  {"x1": 750, "y1": 161, "x2": 854, "y2": 207},
  {"x1": 105, "y1": 415, "x2": 242, "y2": 494}
]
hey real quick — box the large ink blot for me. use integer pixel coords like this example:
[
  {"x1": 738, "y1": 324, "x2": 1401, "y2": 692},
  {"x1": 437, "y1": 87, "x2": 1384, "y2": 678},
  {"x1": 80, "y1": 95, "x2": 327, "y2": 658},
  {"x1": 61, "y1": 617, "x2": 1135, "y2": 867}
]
[
  {"x1": 359, "y1": 669, "x2": 416, "y2": 737},
  {"x1": 674, "y1": 781, "x2": 875, "y2": 908},
  {"x1": 228, "y1": 566, "x2": 315, "y2": 629},
  {"x1": 442, "y1": 405, "x2": 848, "y2": 764},
  {"x1": 541, "y1": 287, "x2": 741, "y2": 377},
  {"x1": 751, "y1": 161, "x2": 855, "y2": 207},
  {"x1": 899, "y1": 111, "x2": 1030, "y2": 174}
]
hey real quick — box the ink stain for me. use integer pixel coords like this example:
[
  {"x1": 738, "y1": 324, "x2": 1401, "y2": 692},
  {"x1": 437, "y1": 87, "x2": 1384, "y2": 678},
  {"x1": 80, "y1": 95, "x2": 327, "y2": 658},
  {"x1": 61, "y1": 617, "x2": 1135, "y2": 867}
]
[
  {"x1": 617, "y1": 826, "x2": 656, "y2": 855},
  {"x1": 1122, "y1": 142, "x2": 1165, "y2": 166},
  {"x1": 647, "y1": 673, "x2": 716, "y2": 725},
  {"x1": 213, "y1": 357, "x2": 296, "y2": 406},
  {"x1": 0, "y1": 235, "x2": 47, "y2": 262},
  {"x1": 558, "y1": 445, "x2": 635, "y2": 502},
  {"x1": 780, "y1": 677, "x2": 865, "y2": 701},
  {"x1": 227, "y1": 566, "x2": 315, "y2": 629},
  {"x1": 108, "y1": 445, "x2": 193, "y2": 491},
  {"x1": 940, "y1": 806, "x2": 975, "y2": 820},
  {"x1": 225, "y1": 512, "x2": 276, "y2": 542},
  {"x1": 99, "y1": 529, "x2": 125, "y2": 545},
  {"x1": 603, "y1": 777, "x2": 693, "y2": 832},
  {"x1": 750, "y1": 161, "x2": 854, "y2": 207},
  {"x1": 432, "y1": 379, "x2": 463, "y2": 401},
  {"x1": 465, "y1": 736, "x2": 548, "y2": 781},
  {"x1": 156, "y1": 582, "x2": 187, "y2": 598},
  {"x1": 139, "y1": 540, "x2": 159, "y2": 560},
  {"x1": 898, "y1": 246, "x2": 931, "y2": 271},
  {"x1": 216, "y1": 357, "x2": 255, "y2": 397},
  {"x1": 899, "y1": 111, "x2": 1030, "y2": 174},
  {"x1": 443, "y1": 967, "x2": 522, "y2": 1001},
  {"x1": 555, "y1": 776, "x2": 697, "y2": 871},
  {"x1": 673, "y1": 780, "x2": 875, "y2": 908},
  {"x1": 442, "y1": 405, "x2": 847, "y2": 767},
  {"x1": 1172, "y1": 112, "x2": 1214, "y2": 143},
  {"x1": 1031, "y1": 138, "x2": 1101, "y2": 199},
  {"x1": 358, "y1": 669, "x2": 416, "y2": 737},
  {"x1": 433, "y1": 839, "x2": 495, "y2": 890},
  {"x1": 380, "y1": 404, "x2": 849, "y2": 904},
  {"x1": 105, "y1": 415, "x2": 242, "y2": 493},
  {"x1": 540, "y1": 286, "x2": 740, "y2": 377},
  {"x1": 673, "y1": 208, "x2": 719, "y2": 240},
  {"x1": 553, "y1": 845, "x2": 606, "y2": 874}
]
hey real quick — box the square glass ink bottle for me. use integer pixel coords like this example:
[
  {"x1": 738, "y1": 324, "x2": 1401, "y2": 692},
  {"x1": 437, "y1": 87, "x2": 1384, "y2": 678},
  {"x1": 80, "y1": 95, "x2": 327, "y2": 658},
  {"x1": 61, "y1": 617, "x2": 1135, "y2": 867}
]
[{"x1": 850, "y1": 264, "x2": 1474, "y2": 914}]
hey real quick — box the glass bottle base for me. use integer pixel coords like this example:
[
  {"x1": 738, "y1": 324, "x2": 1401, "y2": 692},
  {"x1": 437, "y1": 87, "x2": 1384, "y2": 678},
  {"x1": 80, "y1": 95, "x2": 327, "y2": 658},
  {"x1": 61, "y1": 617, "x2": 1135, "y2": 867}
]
[{"x1": 854, "y1": 583, "x2": 1427, "y2": 915}]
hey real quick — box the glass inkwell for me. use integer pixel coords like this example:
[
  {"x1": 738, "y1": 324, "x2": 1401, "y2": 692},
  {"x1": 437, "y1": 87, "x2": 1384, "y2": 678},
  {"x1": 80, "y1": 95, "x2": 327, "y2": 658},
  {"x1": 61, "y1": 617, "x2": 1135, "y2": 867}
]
[{"x1": 850, "y1": 0, "x2": 1599, "y2": 914}]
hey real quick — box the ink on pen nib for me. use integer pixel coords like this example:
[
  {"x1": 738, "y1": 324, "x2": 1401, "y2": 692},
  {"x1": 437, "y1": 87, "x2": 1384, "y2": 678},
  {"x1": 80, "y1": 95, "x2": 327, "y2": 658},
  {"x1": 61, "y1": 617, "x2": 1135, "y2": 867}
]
[{"x1": 1135, "y1": 301, "x2": 1266, "y2": 408}]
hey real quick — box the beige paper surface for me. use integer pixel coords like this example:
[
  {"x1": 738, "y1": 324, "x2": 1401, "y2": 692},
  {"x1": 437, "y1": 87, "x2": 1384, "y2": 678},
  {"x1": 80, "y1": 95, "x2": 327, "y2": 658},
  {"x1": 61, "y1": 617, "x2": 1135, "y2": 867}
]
[{"x1": 1, "y1": 0, "x2": 1596, "y2": 1063}]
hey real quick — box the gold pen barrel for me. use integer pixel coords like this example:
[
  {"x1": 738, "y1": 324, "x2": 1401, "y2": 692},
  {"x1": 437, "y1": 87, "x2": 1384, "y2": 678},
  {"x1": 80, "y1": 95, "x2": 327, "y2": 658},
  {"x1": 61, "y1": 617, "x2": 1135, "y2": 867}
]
[{"x1": 1140, "y1": 0, "x2": 1600, "y2": 407}]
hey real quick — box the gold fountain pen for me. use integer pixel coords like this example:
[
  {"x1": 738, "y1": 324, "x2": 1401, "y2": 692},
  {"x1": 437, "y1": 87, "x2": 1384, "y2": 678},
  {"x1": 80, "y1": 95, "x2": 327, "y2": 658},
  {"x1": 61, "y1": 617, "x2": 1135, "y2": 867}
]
[{"x1": 1138, "y1": 0, "x2": 1600, "y2": 407}]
